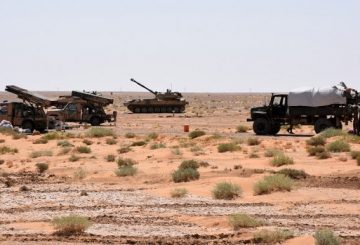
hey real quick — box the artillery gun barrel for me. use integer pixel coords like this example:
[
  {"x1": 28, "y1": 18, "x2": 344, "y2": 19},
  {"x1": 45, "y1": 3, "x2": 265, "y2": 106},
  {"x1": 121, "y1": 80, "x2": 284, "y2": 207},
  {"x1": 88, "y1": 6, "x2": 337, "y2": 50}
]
[{"x1": 130, "y1": 78, "x2": 157, "y2": 95}]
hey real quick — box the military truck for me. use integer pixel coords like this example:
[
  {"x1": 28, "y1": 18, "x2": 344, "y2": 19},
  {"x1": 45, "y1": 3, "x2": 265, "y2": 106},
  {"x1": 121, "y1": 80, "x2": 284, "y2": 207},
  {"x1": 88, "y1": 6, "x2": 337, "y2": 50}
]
[
  {"x1": 247, "y1": 83, "x2": 360, "y2": 135},
  {"x1": 48, "y1": 90, "x2": 117, "y2": 126},
  {"x1": 124, "y1": 78, "x2": 188, "y2": 113},
  {"x1": 1, "y1": 85, "x2": 58, "y2": 132}
]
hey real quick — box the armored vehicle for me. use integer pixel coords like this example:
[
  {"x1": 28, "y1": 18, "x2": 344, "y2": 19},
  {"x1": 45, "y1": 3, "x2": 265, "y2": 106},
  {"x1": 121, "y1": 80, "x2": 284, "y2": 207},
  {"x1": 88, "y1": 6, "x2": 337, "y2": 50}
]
[
  {"x1": 124, "y1": 78, "x2": 188, "y2": 113},
  {"x1": 48, "y1": 90, "x2": 117, "y2": 126},
  {"x1": 1, "y1": 85, "x2": 58, "y2": 132},
  {"x1": 247, "y1": 83, "x2": 360, "y2": 135}
]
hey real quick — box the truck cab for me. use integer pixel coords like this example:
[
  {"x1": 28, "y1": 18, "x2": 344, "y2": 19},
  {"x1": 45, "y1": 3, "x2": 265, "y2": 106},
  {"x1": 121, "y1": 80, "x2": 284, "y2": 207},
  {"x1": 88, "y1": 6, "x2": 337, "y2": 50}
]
[{"x1": 247, "y1": 94, "x2": 287, "y2": 135}]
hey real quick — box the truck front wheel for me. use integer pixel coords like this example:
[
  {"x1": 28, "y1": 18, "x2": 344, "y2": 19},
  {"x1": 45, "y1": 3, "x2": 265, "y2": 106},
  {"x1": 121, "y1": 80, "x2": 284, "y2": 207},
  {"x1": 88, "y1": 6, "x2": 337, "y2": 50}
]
[
  {"x1": 314, "y1": 118, "x2": 333, "y2": 134},
  {"x1": 269, "y1": 122, "x2": 281, "y2": 135},
  {"x1": 22, "y1": 120, "x2": 34, "y2": 132},
  {"x1": 253, "y1": 118, "x2": 270, "y2": 135},
  {"x1": 90, "y1": 117, "x2": 101, "y2": 126}
]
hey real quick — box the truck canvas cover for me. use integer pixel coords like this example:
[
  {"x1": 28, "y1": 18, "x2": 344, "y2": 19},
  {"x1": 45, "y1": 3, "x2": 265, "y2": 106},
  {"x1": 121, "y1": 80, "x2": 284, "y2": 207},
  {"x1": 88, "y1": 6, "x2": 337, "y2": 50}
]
[{"x1": 288, "y1": 86, "x2": 347, "y2": 107}]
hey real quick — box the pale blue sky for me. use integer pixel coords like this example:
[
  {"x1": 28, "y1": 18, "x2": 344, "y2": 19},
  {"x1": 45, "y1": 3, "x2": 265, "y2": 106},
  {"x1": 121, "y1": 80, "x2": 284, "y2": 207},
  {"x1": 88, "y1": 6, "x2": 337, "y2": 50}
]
[{"x1": 0, "y1": 0, "x2": 359, "y2": 92}]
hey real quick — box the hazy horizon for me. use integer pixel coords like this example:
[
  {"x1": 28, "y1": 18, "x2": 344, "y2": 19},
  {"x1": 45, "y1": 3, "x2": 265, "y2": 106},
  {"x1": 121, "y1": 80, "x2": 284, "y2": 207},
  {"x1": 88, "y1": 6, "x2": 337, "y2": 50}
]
[{"x1": 0, "y1": 0, "x2": 359, "y2": 93}]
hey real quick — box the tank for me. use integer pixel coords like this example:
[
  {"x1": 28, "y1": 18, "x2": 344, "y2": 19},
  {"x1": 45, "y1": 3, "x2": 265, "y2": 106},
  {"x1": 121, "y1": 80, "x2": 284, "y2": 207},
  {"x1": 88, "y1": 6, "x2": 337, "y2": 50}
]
[{"x1": 124, "y1": 78, "x2": 188, "y2": 113}]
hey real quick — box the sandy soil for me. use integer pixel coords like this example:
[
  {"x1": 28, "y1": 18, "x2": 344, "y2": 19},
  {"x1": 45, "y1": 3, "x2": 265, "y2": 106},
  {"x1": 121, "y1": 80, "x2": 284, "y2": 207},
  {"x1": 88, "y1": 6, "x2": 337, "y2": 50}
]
[{"x1": 0, "y1": 91, "x2": 360, "y2": 244}]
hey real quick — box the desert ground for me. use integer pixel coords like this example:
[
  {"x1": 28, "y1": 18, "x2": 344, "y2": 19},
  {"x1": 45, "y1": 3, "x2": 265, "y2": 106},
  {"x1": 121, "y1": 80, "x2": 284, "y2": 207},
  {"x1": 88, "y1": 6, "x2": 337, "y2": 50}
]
[{"x1": 1, "y1": 91, "x2": 360, "y2": 244}]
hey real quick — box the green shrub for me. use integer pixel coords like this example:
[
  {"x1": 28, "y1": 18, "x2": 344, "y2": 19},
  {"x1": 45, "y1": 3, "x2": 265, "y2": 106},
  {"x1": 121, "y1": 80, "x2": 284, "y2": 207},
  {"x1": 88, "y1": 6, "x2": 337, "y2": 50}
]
[
  {"x1": 189, "y1": 130, "x2": 206, "y2": 139},
  {"x1": 82, "y1": 139, "x2": 93, "y2": 145},
  {"x1": 170, "y1": 188, "x2": 188, "y2": 198},
  {"x1": 179, "y1": 160, "x2": 199, "y2": 170},
  {"x1": 147, "y1": 132, "x2": 159, "y2": 140},
  {"x1": 57, "y1": 140, "x2": 73, "y2": 147},
  {"x1": 212, "y1": 181, "x2": 242, "y2": 200},
  {"x1": 247, "y1": 137, "x2": 261, "y2": 146},
  {"x1": 306, "y1": 136, "x2": 326, "y2": 146},
  {"x1": 0, "y1": 146, "x2": 18, "y2": 155},
  {"x1": 58, "y1": 147, "x2": 71, "y2": 156},
  {"x1": 125, "y1": 132, "x2": 136, "y2": 138},
  {"x1": 115, "y1": 165, "x2": 137, "y2": 177},
  {"x1": 320, "y1": 128, "x2": 346, "y2": 138},
  {"x1": 52, "y1": 215, "x2": 91, "y2": 235},
  {"x1": 249, "y1": 152, "x2": 259, "y2": 158},
  {"x1": 314, "y1": 228, "x2": 339, "y2": 245},
  {"x1": 316, "y1": 151, "x2": 331, "y2": 160},
  {"x1": 131, "y1": 141, "x2": 147, "y2": 147},
  {"x1": 76, "y1": 146, "x2": 91, "y2": 154},
  {"x1": 254, "y1": 174, "x2": 294, "y2": 195},
  {"x1": 326, "y1": 140, "x2": 350, "y2": 152},
  {"x1": 307, "y1": 146, "x2": 326, "y2": 156},
  {"x1": 218, "y1": 143, "x2": 240, "y2": 153},
  {"x1": 42, "y1": 132, "x2": 75, "y2": 141},
  {"x1": 264, "y1": 148, "x2": 282, "y2": 157},
  {"x1": 228, "y1": 213, "x2": 264, "y2": 230},
  {"x1": 117, "y1": 157, "x2": 137, "y2": 167},
  {"x1": 106, "y1": 154, "x2": 116, "y2": 162},
  {"x1": 150, "y1": 143, "x2": 166, "y2": 150},
  {"x1": 69, "y1": 155, "x2": 80, "y2": 162},
  {"x1": 30, "y1": 150, "x2": 52, "y2": 158},
  {"x1": 33, "y1": 138, "x2": 48, "y2": 144},
  {"x1": 350, "y1": 151, "x2": 360, "y2": 159},
  {"x1": 73, "y1": 168, "x2": 86, "y2": 180},
  {"x1": 253, "y1": 229, "x2": 293, "y2": 244},
  {"x1": 118, "y1": 146, "x2": 131, "y2": 154},
  {"x1": 236, "y1": 125, "x2": 249, "y2": 133},
  {"x1": 86, "y1": 127, "x2": 115, "y2": 138},
  {"x1": 172, "y1": 168, "x2": 200, "y2": 183},
  {"x1": 36, "y1": 163, "x2": 49, "y2": 174},
  {"x1": 171, "y1": 148, "x2": 183, "y2": 156},
  {"x1": 106, "y1": 138, "x2": 117, "y2": 145},
  {"x1": 270, "y1": 154, "x2": 294, "y2": 167},
  {"x1": 277, "y1": 168, "x2": 307, "y2": 179}
]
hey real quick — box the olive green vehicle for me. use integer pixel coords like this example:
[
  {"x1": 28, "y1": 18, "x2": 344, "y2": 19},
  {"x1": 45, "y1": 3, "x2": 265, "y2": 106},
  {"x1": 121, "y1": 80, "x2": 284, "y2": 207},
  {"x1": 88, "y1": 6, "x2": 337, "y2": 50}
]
[{"x1": 124, "y1": 78, "x2": 188, "y2": 113}]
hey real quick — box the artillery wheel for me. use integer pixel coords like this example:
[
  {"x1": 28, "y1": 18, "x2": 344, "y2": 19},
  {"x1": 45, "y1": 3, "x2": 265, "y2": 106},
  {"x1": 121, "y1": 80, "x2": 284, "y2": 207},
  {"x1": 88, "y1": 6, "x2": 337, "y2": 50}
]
[
  {"x1": 148, "y1": 107, "x2": 154, "y2": 113},
  {"x1": 314, "y1": 118, "x2": 333, "y2": 134},
  {"x1": 154, "y1": 107, "x2": 160, "y2": 113},
  {"x1": 141, "y1": 107, "x2": 147, "y2": 113},
  {"x1": 134, "y1": 107, "x2": 141, "y2": 113},
  {"x1": 253, "y1": 118, "x2": 270, "y2": 135},
  {"x1": 161, "y1": 107, "x2": 167, "y2": 113}
]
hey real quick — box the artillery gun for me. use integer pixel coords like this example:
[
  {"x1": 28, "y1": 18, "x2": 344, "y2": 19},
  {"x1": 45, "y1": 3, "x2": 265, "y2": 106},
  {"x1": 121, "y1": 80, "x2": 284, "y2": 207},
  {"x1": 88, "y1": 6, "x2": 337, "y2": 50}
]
[{"x1": 124, "y1": 78, "x2": 188, "y2": 113}]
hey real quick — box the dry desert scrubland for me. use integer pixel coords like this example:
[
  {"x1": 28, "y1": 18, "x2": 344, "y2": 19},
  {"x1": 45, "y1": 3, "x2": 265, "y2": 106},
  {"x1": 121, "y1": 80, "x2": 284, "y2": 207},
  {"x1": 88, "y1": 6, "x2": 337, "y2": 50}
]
[{"x1": 1, "y1": 92, "x2": 360, "y2": 244}]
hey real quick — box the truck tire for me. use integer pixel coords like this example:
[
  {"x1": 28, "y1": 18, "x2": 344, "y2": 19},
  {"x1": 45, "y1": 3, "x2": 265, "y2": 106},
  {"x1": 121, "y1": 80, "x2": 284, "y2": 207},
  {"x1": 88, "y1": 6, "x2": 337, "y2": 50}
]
[
  {"x1": 314, "y1": 118, "x2": 333, "y2": 134},
  {"x1": 22, "y1": 120, "x2": 34, "y2": 132},
  {"x1": 269, "y1": 122, "x2": 281, "y2": 135},
  {"x1": 253, "y1": 118, "x2": 270, "y2": 135},
  {"x1": 90, "y1": 117, "x2": 101, "y2": 126}
]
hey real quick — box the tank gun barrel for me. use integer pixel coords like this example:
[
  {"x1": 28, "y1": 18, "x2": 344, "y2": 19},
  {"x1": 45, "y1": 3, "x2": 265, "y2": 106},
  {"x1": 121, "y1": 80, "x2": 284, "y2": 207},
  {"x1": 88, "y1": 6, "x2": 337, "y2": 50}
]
[{"x1": 130, "y1": 78, "x2": 157, "y2": 95}]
